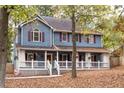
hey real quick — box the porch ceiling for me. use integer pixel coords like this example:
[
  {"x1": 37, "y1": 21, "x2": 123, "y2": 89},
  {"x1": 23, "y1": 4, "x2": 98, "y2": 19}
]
[{"x1": 16, "y1": 44, "x2": 109, "y2": 53}]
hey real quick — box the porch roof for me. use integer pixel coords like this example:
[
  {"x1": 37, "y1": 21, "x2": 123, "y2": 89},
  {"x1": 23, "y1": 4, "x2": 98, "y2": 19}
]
[
  {"x1": 56, "y1": 46, "x2": 109, "y2": 53},
  {"x1": 16, "y1": 44, "x2": 109, "y2": 53}
]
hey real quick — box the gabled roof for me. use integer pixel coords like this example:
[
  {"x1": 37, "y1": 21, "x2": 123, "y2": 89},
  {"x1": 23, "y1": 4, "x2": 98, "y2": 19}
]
[
  {"x1": 42, "y1": 16, "x2": 78, "y2": 31},
  {"x1": 42, "y1": 16, "x2": 102, "y2": 35},
  {"x1": 19, "y1": 15, "x2": 53, "y2": 29},
  {"x1": 19, "y1": 14, "x2": 102, "y2": 35}
]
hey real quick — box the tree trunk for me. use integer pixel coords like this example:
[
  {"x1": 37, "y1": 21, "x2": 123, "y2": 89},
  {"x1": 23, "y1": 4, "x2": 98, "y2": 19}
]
[
  {"x1": 71, "y1": 9, "x2": 77, "y2": 78},
  {"x1": 0, "y1": 7, "x2": 9, "y2": 88}
]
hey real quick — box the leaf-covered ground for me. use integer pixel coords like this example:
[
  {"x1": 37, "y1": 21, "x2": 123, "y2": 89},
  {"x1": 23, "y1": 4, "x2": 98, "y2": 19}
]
[{"x1": 5, "y1": 66, "x2": 124, "y2": 88}]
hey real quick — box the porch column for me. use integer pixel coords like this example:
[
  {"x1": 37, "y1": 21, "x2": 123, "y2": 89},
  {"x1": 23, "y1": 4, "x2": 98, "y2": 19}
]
[
  {"x1": 57, "y1": 51, "x2": 59, "y2": 62},
  {"x1": 45, "y1": 51, "x2": 47, "y2": 69},
  {"x1": 18, "y1": 49, "x2": 25, "y2": 69},
  {"x1": 85, "y1": 53, "x2": 91, "y2": 68},
  {"x1": 102, "y1": 53, "x2": 110, "y2": 68}
]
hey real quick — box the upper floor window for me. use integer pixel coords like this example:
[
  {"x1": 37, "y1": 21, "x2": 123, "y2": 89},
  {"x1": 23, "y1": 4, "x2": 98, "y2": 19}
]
[
  {"x1": 84, "y1": 35, "x2": 89, "y2": 43},
  {"x1": 33, "y1": 29, "x2": 40, "y2": 42},
  {"x1": 84, "y1": 35, "x2": 96, "y2": 44},
  {"x1": 62, "y1": 32, "x2": 67, "y2": 42},
  {"x1": 89, "y1": 35, "x2": 94, "y2": 44},
  {"x1": 28, "y1": 29, "x2": 45, "y2": 42}
]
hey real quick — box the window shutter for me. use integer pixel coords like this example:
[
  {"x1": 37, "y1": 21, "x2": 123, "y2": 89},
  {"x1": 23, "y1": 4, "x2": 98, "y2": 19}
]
[
  {"x1": 28, "y1": 31, "x2": 30, "y2": 41},
  {"x1": 79, "y1": 34, "x2": 81, "y2": 42},
  {"x1": 94, "y1": 35, "x2": 96, "y2": 43},
  {"x1": 67, "y1": 33, "x2": 70, "y2": 42},
  {"x1": 60, "y1": 32, "x2": 62, "y2": 42},
  {"x1": 87, "y1": 36, "x2": 89, "y2": 43},
  {"x1": 42, "y1": 32, "x2": 45, "y2": 42},
  {"x1": 31, "y1": 32, "x2": 33, "y2": 41},
  {"x1": 40, "y1": 32, "x2": 42, "y2": 41},
  {"x1": 28, "y1": 31, "x2": 33, "y2": 41}
]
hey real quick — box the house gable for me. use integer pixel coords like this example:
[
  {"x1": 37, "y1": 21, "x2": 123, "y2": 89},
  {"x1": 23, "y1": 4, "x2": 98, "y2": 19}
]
[
  {"x1": 20, "y1": 16, "x2": 53, "y2": 29},
  {"x1": 20, "y1": 18, "x2": 53, "y2": 47}
]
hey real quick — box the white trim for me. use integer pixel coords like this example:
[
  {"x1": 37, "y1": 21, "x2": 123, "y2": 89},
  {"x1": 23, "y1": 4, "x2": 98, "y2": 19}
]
[
  {"x1": 32, "y1": 31, "x2": 41, "y2": 42},
  {"x1": 62, "y1": 32, "x2": 68, "y2": 42},
  {"x1": 45, "y1": 51, "x2": 47, "y2": 69},
  {"x1": 21, "y1": 27, "x2": 23, "y2": 45},
  {"x1": 17, "y1": 47, "x2": 109, "y2": 53},
  {"x1": 20, "y1": 17, "x2": 53, "y2": 29}
]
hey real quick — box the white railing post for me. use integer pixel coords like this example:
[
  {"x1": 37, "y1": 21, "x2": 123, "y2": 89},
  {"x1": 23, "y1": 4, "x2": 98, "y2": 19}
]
[
  {"x1": 45, "y1": 51, "x2": 47, "y2": 69},
  {"x1": 50, "y1": 64, "x2": 52, "y2": 76},
  {"x1": 55, "y1": 60, "x2": 60, "y2": 75},
  {"x1": 32, "y1": 59, "x2": 33, "y2": 69},
  {"x1": 66, "y1": 60, "x2": 68, "y2": 69},
  {"x1": 98, "y1": 60, "x2": 100, "y2": 69},
  {"x1": 81, "y1": 60, "x2": 83, "y2": 69}
]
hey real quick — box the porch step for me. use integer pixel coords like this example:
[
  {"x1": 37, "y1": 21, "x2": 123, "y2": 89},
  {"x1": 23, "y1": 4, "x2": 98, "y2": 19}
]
[{"x1": 19, "y1": 70, "x2": 49, "y2": 76}]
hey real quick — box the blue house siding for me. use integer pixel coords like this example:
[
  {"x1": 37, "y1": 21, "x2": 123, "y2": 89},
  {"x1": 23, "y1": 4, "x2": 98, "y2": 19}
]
[
  {"x1": 54, "y1": 32, "x2": 102, "y2": 47},
  {"x1": 21, "y1": 19, "x2": 53, "y2": 47},
  {"x1": 16, "y1": 27, "x2": 21, "y2": 44}
]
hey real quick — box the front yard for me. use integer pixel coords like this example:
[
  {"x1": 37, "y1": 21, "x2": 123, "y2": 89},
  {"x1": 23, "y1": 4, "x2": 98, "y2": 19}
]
[{"x1": 5, "y1": 66, "x2": 124, "y2": 88}]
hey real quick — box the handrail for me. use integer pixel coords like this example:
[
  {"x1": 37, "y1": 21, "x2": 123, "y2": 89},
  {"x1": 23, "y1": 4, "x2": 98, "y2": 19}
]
[
  {"x1": 54, "y1": 60, "x2": 60, "y2": 75},
  {"x1": 46, "y1": 60, "x2": 52, "y2": 75}
]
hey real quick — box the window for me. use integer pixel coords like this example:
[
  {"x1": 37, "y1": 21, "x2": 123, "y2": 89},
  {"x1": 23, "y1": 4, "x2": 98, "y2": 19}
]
[
  {"x1": 62, "y1": 32, "x2": 67, "y2": 42},
  {"x1": 26, "y1": 52, "x2": 37, "y2": 61},
  {"x1": 33, "y1": 29, "x2": 40, "y2": 42},
  {"x1": 62, "y1": 54, "x2": 68, "y2": 61},
  {"x1": 75, "y1": 34, "x2": 79, "y2": 42},
  {"x1": 84, "y1": 35, "x2": 89, "y2": 43},
  {"x1": 28, "y1": 29, "x2": 45, "y2": 42},
  {"x1": 84, "y1": 35, "x2": 95, "y2": 44},
  {"x1": 26, "y1": 53, "x2": 34, "y2": 61},
  {"x1": 89, "y1": 35, "x2": 94, "y2": 44}
]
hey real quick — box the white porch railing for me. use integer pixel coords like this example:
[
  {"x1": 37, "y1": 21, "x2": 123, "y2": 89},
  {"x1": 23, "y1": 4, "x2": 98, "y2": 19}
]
[
  {"x1": 18, "y1": 60, "x2": 45, "y2": 70},
  {"x1": 59, "y1": 60, "x2": 109, "y2": 70},
  {"x1": 17, "y1": 60, "x2": 109, "y2": 71}
]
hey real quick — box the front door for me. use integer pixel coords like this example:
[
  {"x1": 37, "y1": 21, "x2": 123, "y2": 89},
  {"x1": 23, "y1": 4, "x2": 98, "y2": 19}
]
[{"x1": 47, "y1": 53, "x2": 53, "y2": 64}]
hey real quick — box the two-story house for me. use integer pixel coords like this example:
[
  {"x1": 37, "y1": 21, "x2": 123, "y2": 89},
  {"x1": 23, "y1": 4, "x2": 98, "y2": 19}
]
[{"x1": 13, "y1": 15, "x2": 110, "y2": 76}]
